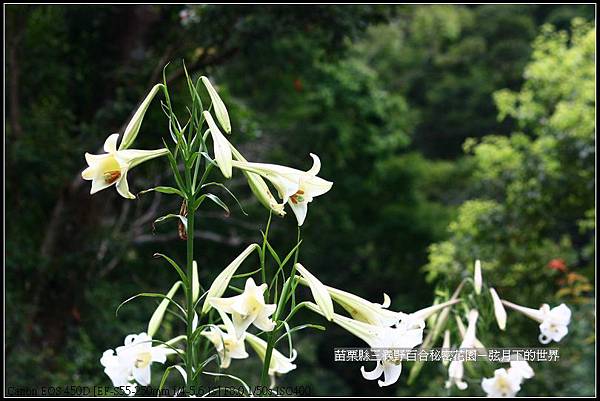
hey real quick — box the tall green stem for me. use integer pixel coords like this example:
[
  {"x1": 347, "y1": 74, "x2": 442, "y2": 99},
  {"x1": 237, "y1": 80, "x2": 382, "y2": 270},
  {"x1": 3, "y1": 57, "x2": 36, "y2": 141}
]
[
  {"x1": 185, "y1": 206, "x2": 195, "y2": 395},
  {"x1": 258, "y1": 213, "x2": 276, "y2": 391},
  {"x1": 259, "y1": 227, "x2": 301, "y2": 392},
  {"x1": 259, "y1": 330, "x2": 276, "y2": 391}
]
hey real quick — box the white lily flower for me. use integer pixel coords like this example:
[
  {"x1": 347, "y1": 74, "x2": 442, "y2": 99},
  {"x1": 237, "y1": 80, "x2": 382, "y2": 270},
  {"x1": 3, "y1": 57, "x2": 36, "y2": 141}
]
[
  {"x1": 508, "y1": 360, "x2": 534, "y2": 380},
  {"x1": 489, "y1": 288, "x2": 507, "y2": 331},
  {"x1": 201, "y1": 310, "x2": 249, "y2": 369},
  {"x1": 231, "y1": 153, "x2": 333, "y2": 226},
  {"x1": 201, "y1": 76, "x2": 231, "y2": 134},
  {"x1": 306, "y1": 281, "x2": 457, "y2": 329},
  {"x1": 306, "y1": 302, "x2": 423, "y2": 387},
  {"x1": 202, "y1": 244, "x2": 260, "y2": 314},
  {"x1": 474, "y1": 260, "x2": 483, "y2": 295},
  {"x1": 502, "y1": 301, "x2": 571, "y2": 344},
  {"x1": 208, "y1": 277, "x2": 276, "y2": 337},
  {"x1": 294, "y1": 263, "x2": 334, "y2": 321},
  {"x1": 481, "y1": 368, "x2": 523, "y2": 397},
  {"x1": 82, "y1": 134, "x2": 168, "y2": 199},
  {"x1": 245, "y1": 332, "x2": 297, "y2": 377},
  {"x1": 446, "y1": 310, "x2": 479, "y2": 390},
  {"x1": 100, "y1": 332, "x2": 169, "y2": 388},
  {"x1": 204, "y1": 111, "x2": 232, "y2": 179}
]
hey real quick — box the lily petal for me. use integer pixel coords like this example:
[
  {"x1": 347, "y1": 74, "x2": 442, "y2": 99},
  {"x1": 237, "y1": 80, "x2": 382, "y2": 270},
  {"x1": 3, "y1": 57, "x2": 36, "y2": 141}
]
[
  {"x1": 307, "y1": 153, "x2": 321, "y2": 175},
  {"x1": 379, "y1": 362, "x2": 402, "y2": 387},
  {"x1": 288, "y1": 200, "x2": 309, "y2": 226},
  {"x1": 104, "y1": 133, "x2": 120, "y2": 153},
  {"x1": 116, "y1": 170, "x2": 135, "y2": 199},
  {"x1": 360, "y1": 362, "x2": 384, "y2": 381},
  {"x1": 82, "y1": 166, "x2": 95, "y2": 180}
]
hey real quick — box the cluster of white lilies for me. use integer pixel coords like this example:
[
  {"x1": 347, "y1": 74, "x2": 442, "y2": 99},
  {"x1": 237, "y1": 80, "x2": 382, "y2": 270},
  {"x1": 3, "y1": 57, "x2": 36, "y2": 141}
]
[
  {"x1": 83, "y1": 75, "x2": 571, "y2": 397},
  {"x1": 443, "y1": 261, "x2": 572, "y2": 396}
]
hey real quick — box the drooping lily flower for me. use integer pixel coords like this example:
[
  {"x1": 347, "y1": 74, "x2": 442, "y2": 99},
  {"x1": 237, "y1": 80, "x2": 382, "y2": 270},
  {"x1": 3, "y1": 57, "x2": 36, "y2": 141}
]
[
  {"x1": 245, "y1": 332, "x2": 297, "y2": 381},
  {"x1": 481, "y1": 368, "x2": 523, "y2": 397},
  {"x1": 306, "y1": 282, "x2": 400, "y2": 327},
  {"x1": 202, "y1": 244, "x2": 261, "y2": 314},
  {"x1": 501, "y1": 301, "x2": 571, "y2": 344},
  {"x1": 82, "y1": 134, "x2": 168, "y2": 199},
  {"x1": 231, "y1": 154, "x2": 333, "y2": 226},
  {"x1": 100, "y1": 332, "x2": 170, "y2": 388},
  {"x1": 446, "y1": 310, "x2": 479, "y2": 390},
  {"x1": 302, "y1": 280, "x2": 458, "y2": 329},
  {"x1": 82, "y1": 84, "x2": 168, "y2": 199},
  {"x1": 208, "y1": 277, "x2": 276, "y2": 337},
  {"x1": 204, "y1": 111, "x2": 232, "y2": 179},
  {"x1": 489, "y1": 288, "x2": 507, "y2": 330},
  {"x1": 306, "y1": 302, "x2": 423, "y2": 387},
  {"x1": 294, "y1": 263, "x2": 334, "y2": 321},
  {"x1": 474, "y1": 260, "x2": 483, "y2": 295},
  {"x1": 201, "y1": 310, "x2": 249, "y2": 368}
]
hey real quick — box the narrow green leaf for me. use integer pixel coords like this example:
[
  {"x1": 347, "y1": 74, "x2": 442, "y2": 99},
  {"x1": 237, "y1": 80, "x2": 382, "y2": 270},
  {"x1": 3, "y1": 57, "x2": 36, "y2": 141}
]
[
  {"x1": 153, "y1": 214, "x2": 188, "y2": 231},
  {"x1": 139, "y1": 186, "x2": 185, "y2": 197},
  {"x1": 116, "y1": 292, "x2": 186, "y2": 317},
  {"x1": 153, "y1": 253, "x2": 188, "y2": 286},
  {"x1": 201, "y1": 193, "x2": 230, "y2": 216}
]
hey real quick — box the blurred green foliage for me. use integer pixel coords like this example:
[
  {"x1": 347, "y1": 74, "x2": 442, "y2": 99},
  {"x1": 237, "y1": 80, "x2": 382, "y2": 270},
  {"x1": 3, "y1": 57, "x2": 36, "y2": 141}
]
[
  {"x1": 423, "y1": 19, "x2": 595, "y2": 396},
  {"x1": 5, "y1": 4, "x2": 594, "y2": 397}
]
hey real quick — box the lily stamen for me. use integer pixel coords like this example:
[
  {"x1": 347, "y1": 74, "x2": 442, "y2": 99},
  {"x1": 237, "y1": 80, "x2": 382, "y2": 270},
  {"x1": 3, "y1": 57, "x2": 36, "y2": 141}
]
[
  {"x1": 290, "y1": 190, "x2": 305, "y2": 204},
  {"x1": 103, "y1": 170, "x2": 122, "y2": 184}
]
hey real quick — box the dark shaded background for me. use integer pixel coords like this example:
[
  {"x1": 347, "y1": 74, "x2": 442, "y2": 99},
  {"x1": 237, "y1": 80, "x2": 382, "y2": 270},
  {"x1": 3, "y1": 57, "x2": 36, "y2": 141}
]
[{"x1": 5, "y1": 4, "x2": 595, "y2": 396}]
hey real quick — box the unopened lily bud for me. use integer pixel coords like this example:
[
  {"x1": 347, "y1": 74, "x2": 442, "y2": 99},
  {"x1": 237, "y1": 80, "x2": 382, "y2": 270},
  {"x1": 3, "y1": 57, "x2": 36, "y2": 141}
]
[
  {"x1": 120, "y1": 83, "x2": 164, "y2": 151},
  {"x1": 245, "y1": 332, "x2": 297, "y2": 376},
  {"x1": 148, "y1": 281, "x2": 182, "y2": 337},
  {"x1": 201, "y1": 76, "x2": 231, "y2": 134},
  {"x1": 474, "y1": 260, "x2": 482, "y2": 295},
  {"x1": 489, "y1": 288, "x2": 507, "y2": 330},
  {"x1": 229, "y1": 144, "x2": 285, "y2": 217},
  {"x1": 202, "y1": 244, "x2": 260, "y2": 313},
  {"x1": 246, "y1": 171, "x2": 286, "y2": 216},
  {"x1": 295, "y1": 263, "x2": 334, "y2": 321},
  {"x1": 204, "y1": 111, "x2": 232, "y2": 178},
  {"x1": 192, "y1": 261, "x2": 200, "y2": 304}
]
